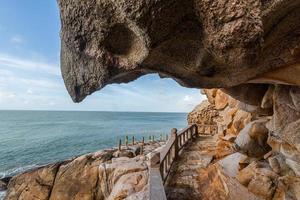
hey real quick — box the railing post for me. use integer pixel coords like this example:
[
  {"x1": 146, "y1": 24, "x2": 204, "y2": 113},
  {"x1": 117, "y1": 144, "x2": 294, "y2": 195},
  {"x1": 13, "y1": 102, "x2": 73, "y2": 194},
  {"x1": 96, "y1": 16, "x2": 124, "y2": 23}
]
[
  {"x1": 194, "y1": 124, "x2": 198, "y2": 138},
  {"x1": 118, "y1": 139, "x2": 122, "y2": 151},
  {"x1": 125, "y1": 135, "x2": 128, "y2": 147},
  {"x1": 171, "y1": 128, "x2": 178, "y2": 159}
]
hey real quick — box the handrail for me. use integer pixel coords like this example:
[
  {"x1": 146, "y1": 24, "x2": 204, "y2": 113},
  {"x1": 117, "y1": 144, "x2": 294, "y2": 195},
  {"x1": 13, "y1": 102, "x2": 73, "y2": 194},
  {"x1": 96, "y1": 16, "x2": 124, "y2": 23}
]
[{"x1": 149, "y1": 123, "x2": 218, "y2": 200}]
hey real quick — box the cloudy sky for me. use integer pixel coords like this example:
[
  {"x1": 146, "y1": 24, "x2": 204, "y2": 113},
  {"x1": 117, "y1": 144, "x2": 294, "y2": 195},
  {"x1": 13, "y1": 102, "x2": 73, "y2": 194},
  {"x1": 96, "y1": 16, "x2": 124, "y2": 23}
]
[{"x1": 0, "y1": 1, "x2": 205, "y2": 112}]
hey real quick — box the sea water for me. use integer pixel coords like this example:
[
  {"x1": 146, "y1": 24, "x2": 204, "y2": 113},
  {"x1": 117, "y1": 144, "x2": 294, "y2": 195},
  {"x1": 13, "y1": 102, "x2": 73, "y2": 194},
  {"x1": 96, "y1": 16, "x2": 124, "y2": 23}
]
[{"x1": 0, "y1": 110, "x2": 187, "y2": 178}]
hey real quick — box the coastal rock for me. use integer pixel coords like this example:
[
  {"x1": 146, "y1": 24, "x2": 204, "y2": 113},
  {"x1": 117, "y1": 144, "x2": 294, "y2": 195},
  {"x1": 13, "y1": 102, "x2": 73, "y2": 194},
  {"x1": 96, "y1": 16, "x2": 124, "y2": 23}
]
[
  {"x1": 57, "y1": 0, "x2": 300, "y2": 102},
  {"x1": 5, "y1": 162, "x2": 62, "y2": 200},
  {"x1": 273, "y1": 175, "x2": 300, "y2": 200},
  {"x1": 235, "y1": 120, "x2": 270, "y2": 157},
  {"x1": 0, "y1": 177, "x2": 10, "y2": 191},
  {"x1": 49, "y1": 151, "x2": 113, "y2": 200},
  {"x1": 197, "y1": 164, "x2": 261, "y2": 200},
  {"x1": 247, "y1": 170, "x2": 278, "y2": 200},
  {"x1": 98, "y1": 156, "x2": 148, "y2": 200},
  {"x1": 4, "y1": 144, "x2": 156, "y2": 200},
  {"x1": 218, "y1": 152, "x2": 247, "y2": 177},
  {"x1": 188, "y1": 89, "x2": 253, "y2": 158}
]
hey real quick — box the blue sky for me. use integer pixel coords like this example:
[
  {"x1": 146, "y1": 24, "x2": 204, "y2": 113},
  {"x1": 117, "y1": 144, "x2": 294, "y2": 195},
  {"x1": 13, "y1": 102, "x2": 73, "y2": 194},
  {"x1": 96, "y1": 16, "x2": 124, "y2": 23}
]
[{"x1": 0, "y1": 1, "x2": 205, "y2": 112}]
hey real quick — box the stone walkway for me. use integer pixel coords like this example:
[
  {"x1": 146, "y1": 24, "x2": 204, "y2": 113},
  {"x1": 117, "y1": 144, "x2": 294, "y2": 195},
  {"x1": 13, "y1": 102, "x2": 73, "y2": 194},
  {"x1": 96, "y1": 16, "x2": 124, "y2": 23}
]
[{"x1": 165, "y1": 135, "x2": 217, "y2": 200}]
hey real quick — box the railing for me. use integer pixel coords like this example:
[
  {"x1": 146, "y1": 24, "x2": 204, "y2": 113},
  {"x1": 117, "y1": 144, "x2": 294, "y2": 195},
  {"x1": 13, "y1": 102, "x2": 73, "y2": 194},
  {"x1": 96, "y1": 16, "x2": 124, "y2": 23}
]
[{"x1": 149, "y1": 123, "x2": 217, "y2": 200}]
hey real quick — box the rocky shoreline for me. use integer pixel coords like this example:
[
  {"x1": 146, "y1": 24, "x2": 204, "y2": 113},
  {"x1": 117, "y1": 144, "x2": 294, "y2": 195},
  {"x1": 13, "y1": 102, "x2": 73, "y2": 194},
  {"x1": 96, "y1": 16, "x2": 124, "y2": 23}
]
[
  {"x1": 2, "y1": 87, "x2": 300, "y2": 200},
  {"x1": 2, "y1": 141, "x2": 166, "y2": 200}
]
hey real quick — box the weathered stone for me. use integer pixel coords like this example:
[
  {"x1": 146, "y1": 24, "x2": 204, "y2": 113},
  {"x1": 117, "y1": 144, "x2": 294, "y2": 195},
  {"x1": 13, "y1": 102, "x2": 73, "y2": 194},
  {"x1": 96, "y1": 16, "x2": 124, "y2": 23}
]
[
  {"x1": 214, "y1": 89, "x2": 229, "y2": 110},
  {"x1": 273, "y1": 175, "x2": 300, "y2": 200},
  {"x1": 57, "y1": 0, "x2": 300, "y2": 102},
  {"x1": 247, "y1": 171, "x2": 277, "y2": 200},
  {"x1": 218, "y1": 153, "x2": 247, "y2": 177},
  {"x1": 222, "y1": 84, "x2": 269, "y2": 106},
  {"x1": 5, "y1": 162, "x2": 62, "y2": 200},
  {"x1": 197, "y1": 164, "x2": 261, "y2": 200},
  {"x1": 49, "y1": 151, "x2": 112, "y2": 200},
  {"x1": 98, "y1": 156, "x2": 148, "y2": 200},
  {"x1": 235, "y1": 119, "x2": 271, "y2": 157},
  {"x1": 113, "y1": 150, "x2": 135, "y2": 158}
]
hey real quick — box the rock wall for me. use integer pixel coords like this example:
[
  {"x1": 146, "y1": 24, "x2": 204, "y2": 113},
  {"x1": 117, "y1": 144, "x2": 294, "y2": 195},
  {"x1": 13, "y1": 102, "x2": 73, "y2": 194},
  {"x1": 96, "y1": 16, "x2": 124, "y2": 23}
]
[
  {"x1": 188, "y1": 89, "x2": 253, "y2": 158},
  {"x1": 188, "y1": 86, "x2": 300, "y2": 200}
]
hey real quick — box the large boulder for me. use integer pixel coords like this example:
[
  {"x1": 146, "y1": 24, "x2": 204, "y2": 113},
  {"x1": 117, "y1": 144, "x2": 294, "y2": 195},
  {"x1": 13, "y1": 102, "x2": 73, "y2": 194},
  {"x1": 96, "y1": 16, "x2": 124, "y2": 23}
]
[
  {"x1": 197, "y1": 164, "x2": 261, "y2": 200},
  {"x1": 235, "y1": 119, "x2": 271, "y2": 157},
  {"x1": 4, "y1": 149, "x2": 151, "y2": 200},
  {"x1": 98, "y1": 156, "x2": 148, "y2": 200},
  {"x1": 57, "y1": 0, "x2": 300, "y2": 102},
  {"x1": 49, "y1": 151, "x2": 113, "y2": 200},
  {"x1": 5, "y1": 162, "x2": 63, "y2": 200}
]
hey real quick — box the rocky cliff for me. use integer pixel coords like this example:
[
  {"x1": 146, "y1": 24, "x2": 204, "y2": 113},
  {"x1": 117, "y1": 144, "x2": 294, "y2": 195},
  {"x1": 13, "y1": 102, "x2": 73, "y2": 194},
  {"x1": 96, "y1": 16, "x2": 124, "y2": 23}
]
[
  {"x1": 188, "y1": 88, "x2": 300, "y2": 200},
  {"x1": 57, "y1": 0, "x2": 300, "y2": 102},
  {"x1": 3, "y1": 0, "x2": 300, "y2": 199}
]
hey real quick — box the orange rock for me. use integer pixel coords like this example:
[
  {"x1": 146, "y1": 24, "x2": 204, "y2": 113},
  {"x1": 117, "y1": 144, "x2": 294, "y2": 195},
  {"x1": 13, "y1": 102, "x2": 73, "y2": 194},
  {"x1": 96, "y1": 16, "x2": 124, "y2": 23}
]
[
  {"x1": 215, "y1": 90, "x2": 229, "y2": 110},
  {"x1": 197, "y1": 164, "x2": 261, "y2": 200}
]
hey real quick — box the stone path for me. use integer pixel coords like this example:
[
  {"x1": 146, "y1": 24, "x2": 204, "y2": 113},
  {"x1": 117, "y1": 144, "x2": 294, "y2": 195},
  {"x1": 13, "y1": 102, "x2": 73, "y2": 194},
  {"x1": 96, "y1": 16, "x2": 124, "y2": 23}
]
[{"x1": 165, "y1": 135, "x2": 217, "y2": 200}]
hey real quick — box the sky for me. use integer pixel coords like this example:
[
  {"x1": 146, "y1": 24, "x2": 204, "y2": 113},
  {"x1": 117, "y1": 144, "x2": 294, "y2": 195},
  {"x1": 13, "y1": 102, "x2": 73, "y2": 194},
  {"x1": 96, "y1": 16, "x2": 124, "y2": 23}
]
[{"x1": 0, "y1": 1, "x2": 205, "y2": 112}]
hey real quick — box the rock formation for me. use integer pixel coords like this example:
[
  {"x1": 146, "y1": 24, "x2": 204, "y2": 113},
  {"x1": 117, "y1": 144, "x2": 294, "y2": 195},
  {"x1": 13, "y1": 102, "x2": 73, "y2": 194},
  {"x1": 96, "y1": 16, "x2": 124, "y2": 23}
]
[
  {"x1": 3, "y1": 1, "x2": 300, "y2": 199},
  {"x1": 188, "y1": 88, "x2": 300, "y2": 200},
  {"x1": 4, "y1": 142, "x2": 166, "y2": 200},
  {"x1": 57, "y1": 0, "x2": 300, "y2": 102}
]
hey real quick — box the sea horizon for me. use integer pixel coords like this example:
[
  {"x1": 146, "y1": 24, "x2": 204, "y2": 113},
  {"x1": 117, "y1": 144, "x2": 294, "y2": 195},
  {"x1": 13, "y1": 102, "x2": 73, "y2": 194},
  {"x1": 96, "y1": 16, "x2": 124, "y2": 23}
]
[
  {"x1": 0, "y1": 110, "x2": 188, "y2": 179},
  {"x1": 0, "y1": 109, "x2": 187, "y2": 114}
]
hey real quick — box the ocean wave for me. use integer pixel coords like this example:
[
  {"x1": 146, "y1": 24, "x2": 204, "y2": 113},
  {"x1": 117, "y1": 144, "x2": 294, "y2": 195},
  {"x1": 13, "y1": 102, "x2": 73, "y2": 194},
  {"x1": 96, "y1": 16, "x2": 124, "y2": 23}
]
[{"x1": 0, "y1": 164, "x2": 39, "y2": 179}]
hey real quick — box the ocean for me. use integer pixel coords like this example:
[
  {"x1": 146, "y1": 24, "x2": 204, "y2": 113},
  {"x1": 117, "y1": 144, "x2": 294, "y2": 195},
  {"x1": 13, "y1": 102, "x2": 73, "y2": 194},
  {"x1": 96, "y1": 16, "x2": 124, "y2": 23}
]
[{"x1": 0, "y1": 110, "x2": 187, "y2": 179}]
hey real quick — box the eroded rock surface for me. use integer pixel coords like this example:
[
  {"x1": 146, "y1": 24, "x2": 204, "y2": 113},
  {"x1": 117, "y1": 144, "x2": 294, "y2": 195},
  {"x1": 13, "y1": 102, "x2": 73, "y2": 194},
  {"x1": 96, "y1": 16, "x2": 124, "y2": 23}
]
[
  {"x1": 57, "y1": 0, "x2": 300, "y2": 102},
  {"x1": 4, "y1": 142, "x2": 166, "y2": 200},
  {"x1": 188, "y1": 87, "x2": 300, "y2": 200}
]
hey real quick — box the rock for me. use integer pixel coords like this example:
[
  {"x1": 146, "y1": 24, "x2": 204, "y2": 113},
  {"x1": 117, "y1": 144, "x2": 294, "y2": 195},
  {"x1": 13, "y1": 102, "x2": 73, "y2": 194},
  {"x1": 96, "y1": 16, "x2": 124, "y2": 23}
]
[
  {"x1": 235, "y1": 119, "x2": 271, "y2": 157},
  {"x1": 5, "y1": 142, "x2": 164, "y2": 200},
  {"x1": 222, "y1": 84, "x2": 269, "y2": 106},
  {"x1": 214, "y1": 89, "x2": 229, "y2": 110},
  {"x1": 261, "y1": 85, "x2": 274, "y2": 109},
  {"x1": 215, "y1": 139, "x2": 238, "y2": 159},
  {"x1": 0, "y1": 182, "x2": 6, "y2": 192},
  {"x1": 57, "y1": 0, "x2": 300, "y2": 102},
  {"x1": 113, "y1": 150, "x2": 135, "y2": 158},
  {"x1": 267, "y1": 134, "x2": 300, "y2": 176},
  {"x1": 273, "y1": 175, "x2": 300, "y2": 200},
  {"x1": 98, "y1": 156, "x2": 148, "y2": 200},
  {"x1": 236, "y1": 160, "x2": 280, "y2": 199},
  {"x1": 197, "y1": 164, "x2": 261, "y2": 200},
  {"x1": 0, "y1": 177, "x2": 11, "y2": 191},
  {"x1": 218, "y1": 153, "x2": 247, "y2": 177},
  {"x1": 247, "y1": 172, "x2": 277, "y2": 200},
  {"x1": 5, "y1": 162, "x2": 63, "y2": 200},
  {"x1": 49, "y1": 151, "x2": 113, "y2": 200},
  {"x1": 188, "y1": 100, "x2": 218, "y2": 126},
  {"x1": 271, "y1": 85, "x2": 300, "y2": 133}
]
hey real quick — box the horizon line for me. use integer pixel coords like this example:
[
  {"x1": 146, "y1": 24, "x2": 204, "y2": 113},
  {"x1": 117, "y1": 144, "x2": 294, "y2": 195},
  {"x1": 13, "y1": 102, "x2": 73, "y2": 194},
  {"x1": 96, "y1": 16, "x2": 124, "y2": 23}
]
[{"x1": 0, "y1": 109, "x2": 188, "y2": 114}]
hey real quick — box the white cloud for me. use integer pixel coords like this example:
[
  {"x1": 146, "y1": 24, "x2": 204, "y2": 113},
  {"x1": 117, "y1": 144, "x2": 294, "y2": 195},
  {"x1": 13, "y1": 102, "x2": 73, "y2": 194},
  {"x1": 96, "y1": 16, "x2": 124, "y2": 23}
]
[
  {"x1": 183, "y1": 95, "x2": 193, "y2": 102},
  {"x1": 0, "y1": 89, "x2": 16, "y2": 103},
  {"x1": 26, "y1": 89, "x2": 33, "y2": 95},
  {"x1": 10, "y1": 35, "x2": 24, "y2": 44},
  {"x1": 0, "y1": 53, "x2": 60, "y2": 76}
]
